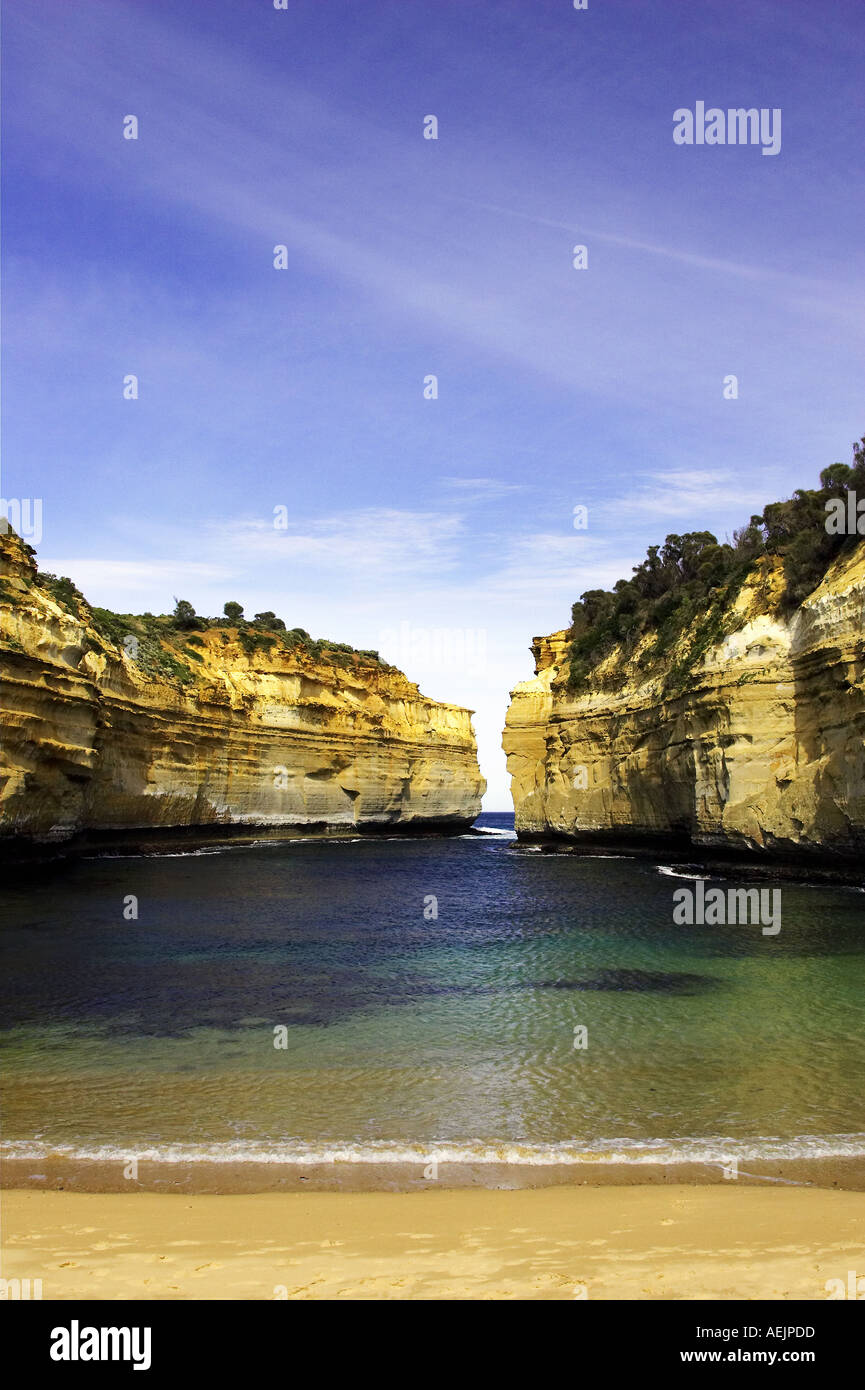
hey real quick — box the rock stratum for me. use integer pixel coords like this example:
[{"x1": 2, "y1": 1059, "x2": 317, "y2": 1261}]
[
  {"x1": 0, "y1": 530, "x2": 484, "y2": 844},
  {"x1": 504, "y1": 544, "x2": 865, "y2": 859}
]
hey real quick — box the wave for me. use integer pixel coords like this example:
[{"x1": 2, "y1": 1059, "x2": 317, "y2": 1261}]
[
  {"x1": 5, "y1": 1133, "x2": 864, "y2": 1167},
  {"x1": 83, "y1": 847, "x2": 227, "y2": 860},
  {"x1": 656, "y1": 864, "x2": 865, "y2": 891},
  {"x1": 83, "y1": 836, "x2": 371, "y2": 860},
  {"x1": 656, "y1": 865, "x2": 715, "y2": 881}
]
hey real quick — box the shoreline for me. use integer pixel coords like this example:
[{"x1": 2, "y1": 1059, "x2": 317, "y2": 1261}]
[
  {"x1": 1, "y1": 818, "x2": 861, "y2": 883},
  {"x1": 0, "y1": 818, "x2": 484, "y2": 867},
  {"x1": 515, "y1": 837, "x2": 865, "y2": 886},
  {"x1": 3, "y1": 810, "x2": 859, "y2": 890},
  {"x1": 4, "y1": 1152, "x2": 865, "y2": 1194},
  {"x1": 4, "y1": 1185, "x2": 864, "y2": 1300}
]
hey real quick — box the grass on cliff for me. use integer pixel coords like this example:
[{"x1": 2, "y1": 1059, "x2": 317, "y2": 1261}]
[{"x1": 567, "y1": 436, "x2": 865, "y2": 696}]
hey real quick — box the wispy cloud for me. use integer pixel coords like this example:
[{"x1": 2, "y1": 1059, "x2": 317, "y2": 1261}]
[
  {"x1": 35, "y1": 558, "x2": 231, "y2": 598},
  {"x1": 440, "y1": 477, "x2": 527, "y2": 501},
  {"x1": 601, "y1": 469, "x2": 775, "y2": 522},
  {"x1": 208, "y1": 510, "x2": 465, "y2": 574},
  {"x1": 447, "y1": 195, "x2": 852, "y2": 301}
]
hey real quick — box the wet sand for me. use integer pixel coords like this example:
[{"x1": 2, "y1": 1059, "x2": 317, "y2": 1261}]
[{"x1": 4, "y1": 1152, "x2": 865, "y2": 1194}]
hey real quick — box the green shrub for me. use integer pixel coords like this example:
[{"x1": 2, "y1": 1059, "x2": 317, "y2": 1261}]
[
  {"x1": 252, "y1": 610, "x2": 286, "y2": 630},
  {"x1": 37, "y1": 572, "x2": 86, "y2": 613},
  {"x1": 238, "y1": 629, "x2": 277, "y2": 656},
  {"x1": 91, "y1": 607, "x2": 140, "y2": 648},
  {"x1": 567, "y1": 438, "x2": 865, "y2": 693},
  {"x1": 131, "y1": 635, "x2": 195, "y2": 685}
]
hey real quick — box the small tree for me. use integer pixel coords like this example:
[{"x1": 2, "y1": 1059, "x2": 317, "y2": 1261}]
[
  {"x1": 223, "y1": 601, "x2": 244, "y2": 623},
  {"x1": 252, "y1": 610, "x2": 285, "y2": 630},
  {"x1": 172, "y1": 598, "x2": 199, "y2": 630},
  {"x1": 820, "y1": 463, "x2": 852, "y2": 490}
]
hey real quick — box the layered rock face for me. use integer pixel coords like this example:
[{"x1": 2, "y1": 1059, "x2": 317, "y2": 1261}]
[
  {"x1": 0, "y1": 531, "x2": 485, "y2": 842},
  {"x1": 503, "y1": 545, "x2": 865, "y2": 858}
]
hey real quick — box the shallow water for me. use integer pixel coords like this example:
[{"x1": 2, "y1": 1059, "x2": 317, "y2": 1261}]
[{"x1": 1, "y1": 813, "x2": 864, "y2": 1166}]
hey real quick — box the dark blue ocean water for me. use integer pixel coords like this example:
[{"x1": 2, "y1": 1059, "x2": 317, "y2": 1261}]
[{"x1": 2, "y1": 812, "x2": 864, "y2": 1166}]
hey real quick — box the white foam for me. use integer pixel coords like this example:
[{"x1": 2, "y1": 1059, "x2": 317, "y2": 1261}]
[
  {"x1": 4, "y1": 1133, "x2": 863, "y2": 1167},
  {"x1": 656, "y1": 865, "x2": 714, "y2": 880},
  {"x1": 84, "y1": 847, "x2": 226, "y2": 860}
]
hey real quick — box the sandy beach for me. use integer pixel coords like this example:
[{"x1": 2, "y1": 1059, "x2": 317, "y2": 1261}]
[{"x1": 3, "y1": 1185, "x2": 864, "y2": 1301}]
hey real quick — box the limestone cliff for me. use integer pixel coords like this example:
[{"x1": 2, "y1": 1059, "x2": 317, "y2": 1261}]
[
  {"x1": 0, "y1": 531, "x2": 484, "y2": 843},
  {"x1": 503, "y1": 545, "x2": 865, "y2": 859}
]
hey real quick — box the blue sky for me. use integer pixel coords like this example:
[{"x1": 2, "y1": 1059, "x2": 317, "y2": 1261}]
[{"x1": 2, "y1": 0, "x2": 863, "y2": 807}]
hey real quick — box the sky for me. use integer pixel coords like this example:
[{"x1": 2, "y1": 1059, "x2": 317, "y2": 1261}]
[{"x1": 2, "y1": 0, "x2": 863, "y2": 808}]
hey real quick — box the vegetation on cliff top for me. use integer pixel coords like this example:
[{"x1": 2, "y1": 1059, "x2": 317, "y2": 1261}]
[
  {"x1": 567, "y1": 437, "x2": 865, "y2": 694},
  {"x1": 160, "y1": 595, "x2": 384, "y2": 666},
  {"x1": 2, "y1": 540, "x2": 390, "y2": 685},
  {"x1": 93, "y1": 598, "x2": 388, "y2": 680}
]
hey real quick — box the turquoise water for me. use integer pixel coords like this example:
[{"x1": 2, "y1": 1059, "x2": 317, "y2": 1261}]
[{"x1": 1, "y1": 814, "x2": 864, "y2": 1166}]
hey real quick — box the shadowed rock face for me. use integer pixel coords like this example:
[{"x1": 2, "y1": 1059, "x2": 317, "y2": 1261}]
[
  {"x1": 503, "y1": 545, "x2": 865, "y2": 859},
  {"x1": 0, "y1": 531, "x2": 485, "y2": 842}
]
